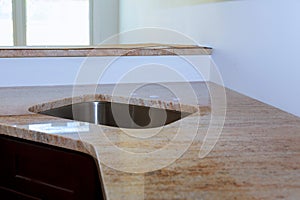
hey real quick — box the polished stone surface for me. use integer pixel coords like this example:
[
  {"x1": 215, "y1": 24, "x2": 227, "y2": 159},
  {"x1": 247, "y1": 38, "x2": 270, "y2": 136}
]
[
  {"x1": 0, "y1": 82, "x2": 299, "y2": 200},
  {"x1": 0, "y1": 44, "x2": 212, "y2": 58}
]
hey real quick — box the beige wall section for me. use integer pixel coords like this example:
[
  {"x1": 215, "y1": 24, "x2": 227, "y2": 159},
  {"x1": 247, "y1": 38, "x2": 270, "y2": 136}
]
[
  {"x1": 118, "y1": 0, "x2": 228, "y2": 44},
  {"x1": 91, "y1": 0, "x2": 119, "y2": 44},
  {"x1": 119, "y1": 0, "x2": 199, "y2": 45}
]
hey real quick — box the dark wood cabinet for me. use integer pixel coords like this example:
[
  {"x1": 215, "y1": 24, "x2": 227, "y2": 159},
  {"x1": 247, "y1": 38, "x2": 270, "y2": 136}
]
[{"x1": 0, "y1": 135, "x2": 104, "y2": 200}]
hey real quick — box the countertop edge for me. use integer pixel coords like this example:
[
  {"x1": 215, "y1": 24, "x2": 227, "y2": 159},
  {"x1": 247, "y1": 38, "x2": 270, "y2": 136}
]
[{"x1": 0, "y1": 45, "x2": 212, "y2": 58}]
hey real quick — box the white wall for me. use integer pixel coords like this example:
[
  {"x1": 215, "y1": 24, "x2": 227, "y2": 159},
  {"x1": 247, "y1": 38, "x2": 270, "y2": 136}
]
[
  {"x1": 119, "y1": 0, "x2": 300, "y2": 117},
  {"x1": 0, "y1": 55, "x2": 210, "y2": 87}
]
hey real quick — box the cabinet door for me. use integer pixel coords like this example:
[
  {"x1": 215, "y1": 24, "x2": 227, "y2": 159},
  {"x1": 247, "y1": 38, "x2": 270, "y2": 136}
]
[
  {"x1": 0, "y1": 136, "x2": 16, "y2": 188},
  {"x1": 0, "y1": 135, "x2": 104, "y2": 200}
]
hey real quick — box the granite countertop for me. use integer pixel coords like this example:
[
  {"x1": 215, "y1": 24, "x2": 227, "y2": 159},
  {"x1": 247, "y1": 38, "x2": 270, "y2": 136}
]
[
  {"x1": 0, "y1": 44, "x2": 212, "y2": 58},
  {"x1": 0, "y1": 82, "x2": 299, "y2": 199}
]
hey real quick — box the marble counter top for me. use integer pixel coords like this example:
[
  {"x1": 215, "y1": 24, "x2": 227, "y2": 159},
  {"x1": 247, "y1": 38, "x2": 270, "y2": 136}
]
[
  {"x1": 0, "y1": 82, "x2": 299, "y2": 199},
  {"x1": 0, "y1": 44, "x2": 212, "y2": 58}
]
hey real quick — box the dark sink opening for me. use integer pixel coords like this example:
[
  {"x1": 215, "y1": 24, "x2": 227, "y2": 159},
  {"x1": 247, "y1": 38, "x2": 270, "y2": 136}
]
[{"x1": 39, "y1": 101, "x2": 191, "y2": 129}]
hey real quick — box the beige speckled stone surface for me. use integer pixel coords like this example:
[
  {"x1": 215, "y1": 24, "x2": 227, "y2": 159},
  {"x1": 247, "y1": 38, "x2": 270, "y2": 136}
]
[
  {"x1": 0, "y1": 82, "x2": 299, "y2": 200},
  {"x1": 0, "y1": 44, "x2": 212, "y2": 58}
]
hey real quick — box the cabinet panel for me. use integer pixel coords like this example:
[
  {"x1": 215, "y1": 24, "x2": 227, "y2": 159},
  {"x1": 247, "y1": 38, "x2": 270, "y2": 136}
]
[
  {"x1": 0, "y1": 135, "x2": 104, "y2": 200},
  {"x1": 0, "y1": 137, "x2": 16, "y2": 188},
  {"x1": 0, "y1": 186, "x2": 41, "y2": 200}
]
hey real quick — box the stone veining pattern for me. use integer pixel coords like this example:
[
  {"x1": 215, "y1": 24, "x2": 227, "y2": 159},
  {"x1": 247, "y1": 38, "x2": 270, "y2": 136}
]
[{"x1": 0, "y1": 82, "x2": 299, "y2": 199}]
